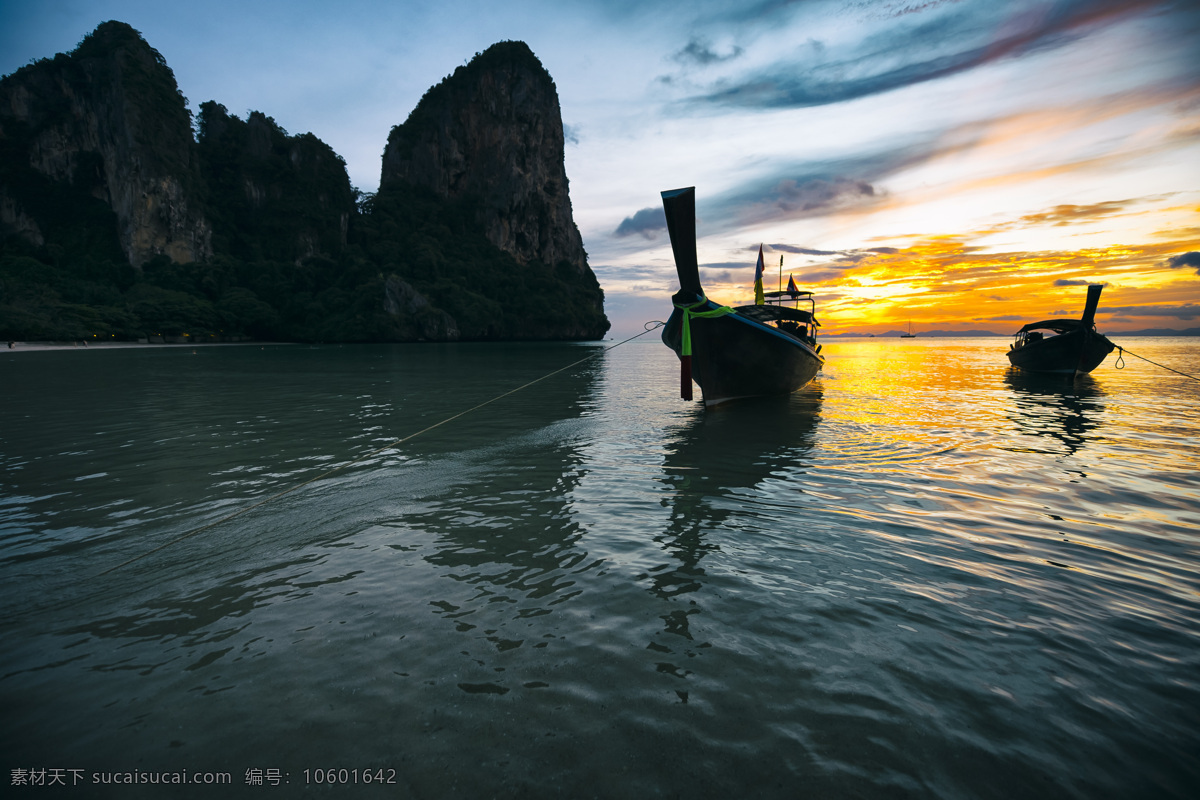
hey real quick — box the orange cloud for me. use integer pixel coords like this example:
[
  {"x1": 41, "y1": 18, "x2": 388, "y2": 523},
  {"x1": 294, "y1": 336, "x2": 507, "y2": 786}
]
[
  {"x1": 689, "y1": 190, "x2": 1197, "y2": 334},
  {"x1": 760, "y1": 233, "x2": 1199, "y2": 334}
]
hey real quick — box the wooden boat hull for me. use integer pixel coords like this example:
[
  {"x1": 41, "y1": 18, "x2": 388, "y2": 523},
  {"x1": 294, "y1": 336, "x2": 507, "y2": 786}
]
[
  {"x1": 1006, "y1": 328, "x2": 1114, "y2": 374},
  {"x1": 662, "y1": 301, "x2": 823, "y2": 406}
]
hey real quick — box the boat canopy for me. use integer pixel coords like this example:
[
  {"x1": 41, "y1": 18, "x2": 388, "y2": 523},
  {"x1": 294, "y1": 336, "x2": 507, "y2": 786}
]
[
  {"x1": 763, "y1": 290, "x2": 813, "y2": 299},
  {"x1": 1015, "y1": 319, "x2": 1089, "y2": 335},
  {"x1": 736, "y1": 304, "x2": 820, "y2": 327}
]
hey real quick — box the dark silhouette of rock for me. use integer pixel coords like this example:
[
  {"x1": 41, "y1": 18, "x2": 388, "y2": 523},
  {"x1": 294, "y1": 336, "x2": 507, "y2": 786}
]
[
  {"x1": 0, "y1": 26, "x2": 609, "y2": 342},
  {"x1": 382, "y1": 42, "x2": 589, "y2": 277},
  {"x1": 0, "y1": 21, "x2": 211, "y2": 267}
]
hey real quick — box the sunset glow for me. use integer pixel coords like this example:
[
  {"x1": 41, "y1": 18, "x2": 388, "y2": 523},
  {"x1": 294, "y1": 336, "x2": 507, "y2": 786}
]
[
  {"x1": 696, "y1": 231, "x2": 1199, "y2": 335},
  {"x1": 3, "y1": 0, "x2": 1197, "y2": 337}
]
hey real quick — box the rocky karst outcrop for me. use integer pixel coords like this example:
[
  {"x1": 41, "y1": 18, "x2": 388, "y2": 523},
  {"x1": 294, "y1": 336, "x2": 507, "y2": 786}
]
[
  {"x1": 0, "y1": 26, "x2": 608, "y2": 342},
  {"x1": 381, "y1": 41, "x2": 595, "y2": 281},
  {"x1": 383, "y1": 275, "x2": 460, "y2": 341},
  {"x1": 196, "y1": 102, "x2": 355, "y2": 261},
  {"x1": 0, "y1": 21, "x2": 211, "y2": 267}
]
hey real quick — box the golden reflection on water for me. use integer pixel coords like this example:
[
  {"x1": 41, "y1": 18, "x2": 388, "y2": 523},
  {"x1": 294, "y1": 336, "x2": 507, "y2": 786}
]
[
  {"x1": 1002, "y1": 369, "x2": 1105, "y2": 455},
  {"x1": 783, "y1": 337, "x2": 1200, "y2": 619},
  {"x1": 2, "y1": 339, "x2": 1199, "y2": 797},
  {"x1": 805, "y1": 339, "x2": 1010, "y2": 469}
]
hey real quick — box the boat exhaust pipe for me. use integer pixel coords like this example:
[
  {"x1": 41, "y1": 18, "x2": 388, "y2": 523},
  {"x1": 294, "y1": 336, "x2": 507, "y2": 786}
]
[
  {"x1": 1080, "y1": 284, "x2": 1103, "y2": 327},
  {"x1": 661, "y1": 187, "x2": 702, "y2": 298}
]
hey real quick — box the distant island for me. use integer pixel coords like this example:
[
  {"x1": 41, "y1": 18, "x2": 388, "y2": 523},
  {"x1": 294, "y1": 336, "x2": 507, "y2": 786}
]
[
  {"x1": 832, "y1": 330, "x2": 1003, "y2": 338},
  {"x1": 823, "y1": 327, "x2": 1200, "y2": 338},
  {"x1": 0, "y1": 22, "x2": 609, "y2": 343},
  {"x1": 821, "y1": 330, "x2": 1001, "y2": 338},
  {"x1": 1107, "y1": 327, "x2": 1200, "y2": 337}
]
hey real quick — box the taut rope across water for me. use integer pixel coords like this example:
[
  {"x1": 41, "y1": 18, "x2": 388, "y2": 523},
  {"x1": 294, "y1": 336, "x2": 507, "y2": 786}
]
[
  {"x1": 95, "y1": 323, "x2": 666, "y2": 577},
  {"x1": 1112, "y1": 344, "x2": 1200, "y2": 382},
  {"x1": 92, "y1": 332, "x2": 1193, "y2": 578}
]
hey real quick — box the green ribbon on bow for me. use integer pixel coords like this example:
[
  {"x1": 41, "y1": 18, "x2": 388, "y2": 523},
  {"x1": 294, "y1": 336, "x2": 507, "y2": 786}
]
[{"x1": 675, "y1": 298, "x2": 737, "y2": 355}]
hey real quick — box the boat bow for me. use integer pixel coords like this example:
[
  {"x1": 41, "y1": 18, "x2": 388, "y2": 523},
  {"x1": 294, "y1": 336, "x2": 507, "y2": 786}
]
[{"x1": 660, "y1": 186, "x2": 824, "y2": 405}]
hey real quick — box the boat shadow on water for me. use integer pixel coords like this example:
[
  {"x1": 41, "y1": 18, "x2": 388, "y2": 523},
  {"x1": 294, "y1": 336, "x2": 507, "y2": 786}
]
[
  {"x1": 1003, "y1": 368, "x2": 1106, "y2": 455},
  {"x1": 646, "y1": 388, "x2": 823, "y2": 634}
]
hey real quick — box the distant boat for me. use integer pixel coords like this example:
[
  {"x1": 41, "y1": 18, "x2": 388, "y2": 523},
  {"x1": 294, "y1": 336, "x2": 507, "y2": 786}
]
[
  {"x1": 1007, "y1": 284, "x2": 1115, "y2": 375},
  {"x1": 901, "y1": 321, "x2": 916, "y2": 338},
  {"x1": 659, "y1": 186, "x2": 824, "y2": 406}
]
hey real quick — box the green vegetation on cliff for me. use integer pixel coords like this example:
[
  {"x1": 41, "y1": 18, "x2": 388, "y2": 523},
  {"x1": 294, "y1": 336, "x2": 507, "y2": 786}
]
[
  {"x1": 72, "y1": 21, "x2": 198, "y2": 180},
  {"x1": 0, "y1": 24, "x2": 609, "y2": 343},
  {"x1": 0, "y1": 184, "x2": 607, "y2": 343},
  {"x1": 197, "y1": 102, "x2": 356, "y2": 263},
  {"x1": 356, "y1": 185, "x2": 606, "y2": 340},
  {"x1": 388, "y1": 41, "x2": 555, "y2": 157}
]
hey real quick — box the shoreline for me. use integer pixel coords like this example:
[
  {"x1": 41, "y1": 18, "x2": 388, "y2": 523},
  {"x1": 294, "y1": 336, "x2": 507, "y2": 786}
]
[{"x1": 1, "y1": 340, "x2": 295, "y2": 353}]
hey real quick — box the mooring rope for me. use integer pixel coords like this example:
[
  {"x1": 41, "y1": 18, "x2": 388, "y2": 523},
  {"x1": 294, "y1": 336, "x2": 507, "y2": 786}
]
[
  {"x1": 96, "y1": 322, "x2": 667, "y2": 577},
  {"x1": 1112, "y1": 345, "x2": 1200, "y2": 383}
]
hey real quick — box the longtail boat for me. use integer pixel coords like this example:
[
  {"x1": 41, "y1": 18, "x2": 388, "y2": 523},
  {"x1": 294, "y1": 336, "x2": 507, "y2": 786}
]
[
  {"x1": 659, "y1": 186, "x2": 824, "y2": 406},
  {"x1": 1007, "y1": 284, "x2": 1115, "y2": 375}
]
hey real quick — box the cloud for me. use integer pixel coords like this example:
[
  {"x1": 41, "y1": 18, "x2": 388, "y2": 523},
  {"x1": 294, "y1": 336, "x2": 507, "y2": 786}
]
[
  {"x1": 885, "y1": 1, "x2": 964, "y2": 19},
  {"x1": 590, "y1": 262, "x2": 676, "y2": 292},
  {"x1": 772, "y1": 177, "x2": 875, "y2": 211},
  {"x1": 1054, "y1": 279, "x2": 1106, "y2": 286},
  {"x1": 977, "y1": 198, "x2": 1154, "y2": 236},
  {"x1": 1018, "y1": 201, "x2": 1131, "y2": 227},
  {"x1": 686, "y1": 0, "x2": 1166, "y2": 109},
  {"x1": 834, "y1": 252, "x2": 876, "y2": 264},
  {"x1": 672, "y1": 37, "x2": 744, "y2": 67},
  {"x1": 764, "y1": 243, "x2": 908, "y2": 266},
  {"x1": 800, "y1": 268, "x2": 857, "y2": 283},
  {"x1": 1166, "y1": 251, "x2": 1200, "y2": 274},
  {"x1": 563, "y1": 123, "x2": 580, "y2": 146},
  {"x1": 1101, "y1": 304, "x2": 1200, "y2": 320},
  {"x1": 698, "y1": 136, "x2": 952, "y2": 230},
  {"x1": 614, "y1": 206, "x2": 667, "y2": 239},
  {"x1": 768, "y1": 244, "x2": 840, "y2": 256},
  {"x1": 721, "y1": 174, "x2": 883, "y2": 228},
  {"x1": 700, "y1": 267, "x2": 737, "y2": 284}
]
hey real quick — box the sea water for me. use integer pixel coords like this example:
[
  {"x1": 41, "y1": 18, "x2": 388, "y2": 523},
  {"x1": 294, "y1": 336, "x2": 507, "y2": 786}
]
[{"x1": 2, "y1": 338, "x2": 1198, "y2": 798}]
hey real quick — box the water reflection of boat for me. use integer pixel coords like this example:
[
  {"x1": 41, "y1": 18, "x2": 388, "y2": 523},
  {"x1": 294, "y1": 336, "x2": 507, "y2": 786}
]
[
  {"x1": 659, "y1": 187, "x2": 824, "y2": 406},
  {"x1": 1003, "y1": 368, "x2": 1105, "y2": 455},
  {"x1": 648, "y1": 390, "x2": 822, "y2": 611},
  {"x1": 664, "y1": 390, "x2": 822, "y2": 480},
  {"x1": 1007, "y1": 284, "x2": 1115, "y2": 375}
]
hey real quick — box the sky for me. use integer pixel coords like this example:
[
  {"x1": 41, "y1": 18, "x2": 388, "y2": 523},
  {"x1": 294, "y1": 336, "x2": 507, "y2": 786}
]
[{"x1": 3, "y1": 0, "x2": 1198, "y2": 338}]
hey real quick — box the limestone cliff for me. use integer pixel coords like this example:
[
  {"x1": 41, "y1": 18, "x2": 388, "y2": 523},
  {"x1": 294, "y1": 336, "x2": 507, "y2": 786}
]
[
  {"x1": 383, "y1": 275, "x2": 460, "y2": 341},
  {"x1": 197, "y1": 103, "x2": 355, "y2": 262},
  {"x1": 1, "y1": 26, "x2": 608, "y2": 343},
  {"x1": 380, "y1": 42, "x2": 605, "y2": 338},
  {"x1": 0, "y1": 21, "x2": 211, "y2": 267}
]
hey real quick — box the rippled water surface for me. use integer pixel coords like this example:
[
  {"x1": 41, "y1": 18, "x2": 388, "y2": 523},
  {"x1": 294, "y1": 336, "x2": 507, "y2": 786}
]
[{"x1": 2, "y1": 338, "x2": 1198, "y2": 798}]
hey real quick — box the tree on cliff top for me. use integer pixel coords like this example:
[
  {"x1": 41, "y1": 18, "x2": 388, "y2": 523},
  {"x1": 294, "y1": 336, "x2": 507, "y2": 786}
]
[
  {"x1": 387, "y1": 41, "x2": 555, "y2": 155},
  {"x1": 72, "y1": 21, "x2": 197, "y2": 183},
  {"x1": 0, "y1": 26, "x2": 608, "y2": 343}
]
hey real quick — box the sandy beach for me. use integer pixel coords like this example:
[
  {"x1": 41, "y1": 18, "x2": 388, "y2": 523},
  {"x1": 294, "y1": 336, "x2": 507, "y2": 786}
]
[{"x1": 2, "y1": 341, "x2": 292, "y2": 353}]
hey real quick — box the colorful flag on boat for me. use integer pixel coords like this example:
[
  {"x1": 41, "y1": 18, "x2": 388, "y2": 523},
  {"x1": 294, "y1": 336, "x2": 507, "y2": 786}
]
[
  {"x1": 754, "y1": 245, "x2": 765, "y2": 305},
  {"x1": 787, "y1": 275, "x2": 798, "y2": 296}
]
